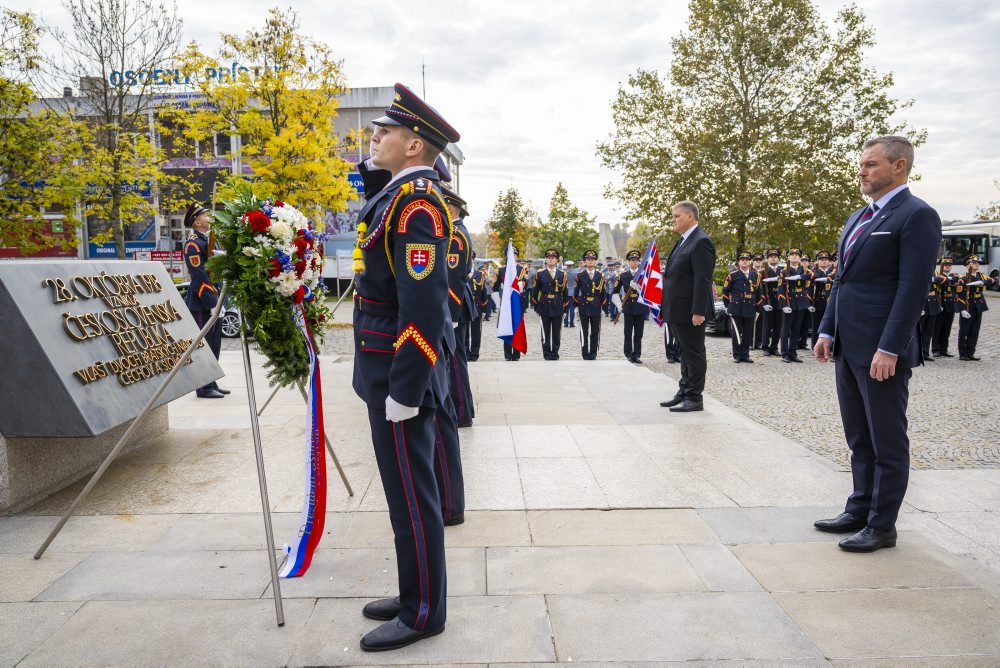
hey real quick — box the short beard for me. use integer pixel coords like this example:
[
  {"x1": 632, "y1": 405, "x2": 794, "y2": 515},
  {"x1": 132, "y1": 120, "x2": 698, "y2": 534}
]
[{"x1": 860, "y1": 173, "x2": 893, "y2": 197}]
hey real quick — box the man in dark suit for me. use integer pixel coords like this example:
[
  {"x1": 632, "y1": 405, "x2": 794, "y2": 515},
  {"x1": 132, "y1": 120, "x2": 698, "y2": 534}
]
[
  {"x1": 814, "y1": 136, "x2": 941, "y2": 553},
  {"x1": 659, "y1": 201, "x2": 717, "y2": 412}
]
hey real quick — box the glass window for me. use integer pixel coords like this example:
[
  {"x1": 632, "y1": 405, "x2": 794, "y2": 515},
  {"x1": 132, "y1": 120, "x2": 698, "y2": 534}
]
[
  {"x1": 215, "y1": 133, "x2": 231, "y2": 157},
  {"x1": 941, "y1": 235, "x2": 988, "y2": 262}
]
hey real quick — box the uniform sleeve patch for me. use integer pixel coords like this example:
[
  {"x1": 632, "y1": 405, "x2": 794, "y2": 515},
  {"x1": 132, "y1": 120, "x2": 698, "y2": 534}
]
[
  {"x1": 448, "y1": 253, "x2": 459, "y2": 269},
  {"x1": 406, "y1": 243, "x2": 436, "y2": 280},
  {"x1": 394, "y1": 323, "x2": 438, "y2": 366},
  {"x1": 398, "y1": 198, "x2": 444, "y2": 237},
  {"x1": 189, "y1": 254, "x2": 201, "y2": 268}
]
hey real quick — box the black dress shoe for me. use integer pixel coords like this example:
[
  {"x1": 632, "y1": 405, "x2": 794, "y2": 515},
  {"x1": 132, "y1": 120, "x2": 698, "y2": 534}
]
[
  {"x1": 733, "y1": 358, "x2": 742, "y2": 363},
  {"x1": 814, "y1": 512, "x2": 867, "y2": 534},
  {"x1": 444, "y1": 513, "x2": 465, "y2": 526},
  {"x1": 791, "y1": 357, "x2": 803, "y2": 363},
  {"x1": 360, "y1": 617, "x2": 444, "y2": 652},
  {"x1": 762, "y1": 350, "x2": 773, "y2": 357},
  {"x1": 924, "y1": 356, "x2": 935, "y2": 361},
  {"x1": 939, "y1": 352, "x2": 954, "y2": 357},
  {"x1": 196, "y1": 389, "x2": 225, "y2": 399},
  {"x1": 742, "y1": 357, "x2": 754, "y2": 363},
  {"x1": 839, "y1": 526, "x2": 897, "y2": 552},
  {"x1": 970, "y1": 356, "x2": 981, "y2": 361},
  {"x1": 213, "y1": 386, "x2": 232, "y2": 394},
  {"x1": 362, "y1": 597, "x2": 402, "y2": 621},
  {"x1": 782, "y1": 357, "x2": 793, "y2": 363},
  {"x1": 960, "y1": 356, "x2": 973, "y2": 361},
  {"x1": 660, "y1": 396, "x2": 685, "y2": 408},
  {"x1": 669, "y1": 399, "x2": 704, "y2": 413}
]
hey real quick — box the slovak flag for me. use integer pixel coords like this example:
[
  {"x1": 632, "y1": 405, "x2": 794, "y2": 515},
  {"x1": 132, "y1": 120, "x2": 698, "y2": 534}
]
[
  {"x1": 496, "y1": 240, "x2": 527, "y2": 353},
  {"x1": 634, "y1": 237, "x2": 664, "y2": 326}
]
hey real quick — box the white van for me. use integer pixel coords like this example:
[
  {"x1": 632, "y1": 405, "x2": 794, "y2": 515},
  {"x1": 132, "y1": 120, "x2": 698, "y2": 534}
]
[{"x1": 940, "y1": 221, "x2": 1000, "y2": 287}]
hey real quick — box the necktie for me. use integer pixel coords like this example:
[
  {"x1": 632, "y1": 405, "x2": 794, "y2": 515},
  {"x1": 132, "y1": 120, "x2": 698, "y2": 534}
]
[{"x1": 844, "y1": 204, "x2": 879, "y2": 264}]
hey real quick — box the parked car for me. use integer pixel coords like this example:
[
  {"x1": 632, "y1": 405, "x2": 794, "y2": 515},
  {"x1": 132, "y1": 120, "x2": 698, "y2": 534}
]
[
  {"x1": 174, "y1": 282, "x2": 242, "y2": 338},
  {"x1": 705, "y1": 297, "x2": 730, "y2": 336}
]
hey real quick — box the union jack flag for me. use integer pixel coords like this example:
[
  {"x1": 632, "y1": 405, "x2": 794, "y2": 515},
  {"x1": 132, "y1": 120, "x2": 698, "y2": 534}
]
[{"x1": 633, "y1": 237, "x2": 664, "y2": 326}]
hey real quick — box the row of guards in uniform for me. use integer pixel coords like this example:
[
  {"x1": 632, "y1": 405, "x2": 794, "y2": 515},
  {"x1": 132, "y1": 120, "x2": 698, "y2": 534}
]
[
  {"x1": 751, "y1": 248, "x2": 835, "y2": 361},
  {"x1": 611, "y1": 249, "x2": 651, "y2": 364},
  {"x1": 922, "y1": 255, "x2": 998, "y2": 361},
  {"x1": 348, "y1": 83, "x2": 469, "y2": 652}
]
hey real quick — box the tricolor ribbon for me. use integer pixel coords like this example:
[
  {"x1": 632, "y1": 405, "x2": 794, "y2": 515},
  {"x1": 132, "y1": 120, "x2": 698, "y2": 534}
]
[{"x1": 279, "y1": 304, "x2": 327, "y2": 578}]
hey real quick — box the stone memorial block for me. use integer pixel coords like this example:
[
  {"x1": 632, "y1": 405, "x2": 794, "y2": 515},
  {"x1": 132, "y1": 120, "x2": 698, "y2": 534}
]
[{"x1": 0, "y1": 261, "x2": 224, "y2": 437}]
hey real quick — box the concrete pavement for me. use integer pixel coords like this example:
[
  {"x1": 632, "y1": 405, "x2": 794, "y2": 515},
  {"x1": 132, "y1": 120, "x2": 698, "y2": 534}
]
[{"x1": 2, "y1": 351, "x2": 1000, "y2": 665}]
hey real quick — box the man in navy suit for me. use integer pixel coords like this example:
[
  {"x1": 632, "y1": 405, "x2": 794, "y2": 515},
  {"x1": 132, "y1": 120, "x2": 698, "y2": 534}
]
[
  {"x1": 813, "y1": 136, "x2": 941, "y2": 553},
  {"x1": 659, "y1": 201, "x2": 717, "y2": 413}
]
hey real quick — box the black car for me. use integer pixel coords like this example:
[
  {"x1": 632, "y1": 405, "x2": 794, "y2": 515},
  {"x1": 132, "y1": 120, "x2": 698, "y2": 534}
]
[
  {"x1": 705, "y1": 297, "x2": 730, "y2": 336},
  {"x1": 174, "y1": 282, "x2": 242, "y2": 338}
]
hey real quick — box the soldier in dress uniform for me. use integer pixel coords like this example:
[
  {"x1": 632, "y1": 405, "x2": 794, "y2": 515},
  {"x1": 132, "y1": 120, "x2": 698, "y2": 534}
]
[
  {"x1": 182, "y1": 202, "x2": 229, "y2": 399},
  {"x1": 468, "y1": 252, "x2": 488, "y2": 362},
  {"x1": 932, "y1": 257, "x2": 959, "y2": 357},
  {"x1": 797, "y1": 253, "x2": 813, "y2": 349},
  {"x1": 532, "y1": 248, "x2": 569, "y2": 360},
  {"x1": 751, "y1": 252, "x2": 766, "y2": 349},
  {"x1": 920, "y1": 263, "x2": 948, "y2": 361},
  {"x1": 494, "y1": 250, "x2": 528, "y2": 361},
  {"x1": 810, "y1": 252, "x2": 833, "y2": 349},
  {"x1": 348, "y1": 83, "x2": 459, "y2": 651},
  {"x1": 759, "y1": 248, "x2": 783, "y2": 356},
  {"x1": 439, "y1": 185, "x2": 476, "y2": 428},
  {"x1": 777, "y1": 248, "x2": 812, "y2": 363},
  {"x1": 575, "y1": 249, "x2": 606, "y2": 359},
  {"x1": 722, "y1": 251, "x2": 761, "y2": 363},
  {"x1": 613, "y1": 249, "x2": 651, "y2": 363},
  {"x1": 956, "y1": 255, "x2": 999, "y2": 361}
]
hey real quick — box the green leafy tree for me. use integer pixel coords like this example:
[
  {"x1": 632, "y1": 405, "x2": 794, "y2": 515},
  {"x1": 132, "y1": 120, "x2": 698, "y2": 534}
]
[
  {"x1": 485, "y1": 188, "x2": 536, "y2": 259},
  {"x1": 974, "y1": 180, "x2": 1000, "y2": 221},
  {"x1": 170, "y1": 8, "x2": 355, "y2": 223},
  {"x1": 0, "y1": 10, "x2": 88, "y2": 253},
  {"x1": 533, "y1": 182, "x2": 599, "y2": 262},
  {"x1": 597, "y1": 0, "x2": 924, "y2": 259}
]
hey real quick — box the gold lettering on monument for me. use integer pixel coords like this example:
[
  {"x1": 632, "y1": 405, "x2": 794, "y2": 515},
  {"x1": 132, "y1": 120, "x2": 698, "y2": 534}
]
[{"x1": 43, "y1": 271, "x2": 202, "y2": 388}]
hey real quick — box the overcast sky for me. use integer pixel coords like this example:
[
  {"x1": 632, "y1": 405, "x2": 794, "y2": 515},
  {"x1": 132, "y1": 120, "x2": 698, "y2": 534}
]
[{"x1": 18, "y1": 0, "x2": 1000, "y2": 231}]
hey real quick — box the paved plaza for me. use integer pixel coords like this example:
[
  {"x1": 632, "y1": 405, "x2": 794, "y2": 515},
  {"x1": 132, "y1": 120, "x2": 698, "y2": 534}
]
[{"x1": 3, "y1": 341, "x2": 1000, "y2": 665}]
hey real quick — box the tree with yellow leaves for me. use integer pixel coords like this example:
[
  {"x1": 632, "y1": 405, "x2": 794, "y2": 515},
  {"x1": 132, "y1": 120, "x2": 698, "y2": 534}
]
[{"x1": 170, "y1": 8, "x2": 355, "y2": 224}]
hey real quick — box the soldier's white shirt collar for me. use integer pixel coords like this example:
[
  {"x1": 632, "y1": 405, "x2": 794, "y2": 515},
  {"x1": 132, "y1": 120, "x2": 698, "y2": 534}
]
[{"x1": 386, "y1": 165, "x2": 433, "y2": 191}]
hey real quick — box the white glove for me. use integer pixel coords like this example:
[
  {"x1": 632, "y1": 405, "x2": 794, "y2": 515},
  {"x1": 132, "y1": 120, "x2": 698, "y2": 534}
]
[
  {"x1": 961, "y1": 310, "x2": 972, "y2": 319},
  {"x1": 212, "y1": 249, "x2": 227, "y2": 256},
  {"x1": 786, "y1": 274, "x2": 803, "y2": 281},
  {"x1": 814, "y1": 277, "x2": 828, "y2": 283},
  {"x1": 920, "y1": 310, "x2": 925, "y2": 316},
  {"x1": 453, "y1": 322, "x2": 459, "y2": 329},
  {"x1": 763, "y1": 277, "x2": 779, "y2": 283},
  {"x1": 782, "y1": 307, "x2": 792, "y2": 314},
  {"x1": 808, "y1": 306, "x2": 816, "y2": 312},
  {"x1": 967, "y1": 280, "x2": 984, "y2": 287},
  {"x1": 385, "y1": 396, "x2": 419, "y2": 422},
  {"x1": 763, "y1": 305, "x2": 773, "y2": 312}
]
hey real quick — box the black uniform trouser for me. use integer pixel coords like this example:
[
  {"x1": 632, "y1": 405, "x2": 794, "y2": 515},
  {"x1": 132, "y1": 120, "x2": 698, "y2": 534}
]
[
  {"x1": 503, "y1": 342, "x2": 521, "y2": 361},
  {"x1": 780, "y1": 309, "x2": 806, "y2": 358},
  {"x1": 730, "y1": 314, "x2": 753, "y2": 360},
  {"x1": 192, "y1": 309, "x2": 222, "y2": 393},
  {"x1": 433, "y1": 400, "x2": 465, "y2": 522},
  {"x1": 623, "y1": 313, "x2": 645, "y2": 360},
  {"x1": 753, "y1": 309, "x2": 765, "y2": 349},
  {"x1": 811, "y1": 304, "x2": 827, "y2": 349},
  {"x1": 580, "y1": 314, "x2": 601, "y2": 359},
  {"x1": 762, "y1": 306, "x2": 781, "y2": 352},
  {"x1": 837, "y1": 358, "x2": 912, "y2": 530},
  {"x1": 673, "y1": 322, "x2": 707, "y2": 400},
  {"x1": 540, "y1": 314, "x2": 562, "y2": 359},
  {"x1": 664, "y1": 323, "x2": 681, "y2": 361},
  {"x1": 798, "y1": 310, "x2": 811, "y2": 348},
  {"x1": 367, "y1": 406, "x2": 446, "y2": 631},
  {"x1": 958, "y1": 310, "x2": 984, "y2": 358},
  {"x1": 448, "y1": 323, "x2": 474, "y2": 425},
  {"x1": 919, "y1": 313, "x2": 937, "y2": 359},
  {"x1": 933, "y1": 309, "x2": 955, "y2": 355},
  {"x1": 469, "y1": 314, "x2": 482, "y2": 361}
]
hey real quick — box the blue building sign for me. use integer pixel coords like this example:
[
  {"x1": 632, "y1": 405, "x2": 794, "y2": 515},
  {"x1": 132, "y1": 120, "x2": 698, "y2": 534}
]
[{"x1": 88, "y1": 241, "x2": 157, "y2": 258}]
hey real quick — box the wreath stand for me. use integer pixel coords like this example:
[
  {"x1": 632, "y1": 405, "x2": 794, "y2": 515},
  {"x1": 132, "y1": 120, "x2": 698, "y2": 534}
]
[{"x1": 33, "y1": 286, "x2": 352, "y2": 627}]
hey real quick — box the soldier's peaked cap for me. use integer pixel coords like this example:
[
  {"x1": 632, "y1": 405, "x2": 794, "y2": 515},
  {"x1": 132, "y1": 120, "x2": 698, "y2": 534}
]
[
  {"x1": 738, "y1": 252, "x2": 752, "y2": 260},
  {"x1": 372, "y1": 83, "x2": 460, "y2": 150},
  {"x1": 941, "y1": 256, "x2": 954, "y2": 264},
  {"x1": 816, "y1": 251, "x2": 831, "y2": 260},
  {"x1": 583, "y1": 250, "x2": 598, "y2": 259},
  {"x1": 967, "y1": 254, "x2": 982, "y2": 264},
  {"x1": 545, "y1": 248, "x2": 559, "y2": 257},
  {"x1": 438, "y1": 184, "x2": 469, "y2": 216},
  {"x1": 626, "y1": 250, "x2": 641, "y2": 260}
]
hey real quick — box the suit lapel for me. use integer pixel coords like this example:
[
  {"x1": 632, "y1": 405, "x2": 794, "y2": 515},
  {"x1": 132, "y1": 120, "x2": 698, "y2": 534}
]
[{"x1": 840, "y1": 190, "x2": 910, "y2": 276}]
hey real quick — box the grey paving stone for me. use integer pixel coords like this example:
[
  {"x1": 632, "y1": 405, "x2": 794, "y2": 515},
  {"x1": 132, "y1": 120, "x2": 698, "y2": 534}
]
[
  {"x1": 443, "y1": 511, "x2": 531, "y2": 548},
  {"x1": 698, "y1": 506, "x2": 849, "y2": 545},
  {"x1": 934, "y1": 511, "x2": 1000, "y2": 552},
  {"x1": 0, "y1": 514, "x2": 180, "y2": 554},
  {"x1": 456, "y1": 425, "x2": 516, "y2": 458},
  {"x1": 33, "y1": 550, "x2": 275, "y2": 601},
  {"x1": 831, "y1": 658, "x2": 1000, "y2": 667},
  {"x1": 547, "y1": 592, "x2": 823, "y2": 661},
  {"x1": 288, "y1": 595, "x2": 555, "y2": 665},
  {"x1": 732, "y1": 539, "x2": 975, "y2": 592},
  {"x1": 679, "y1": 543, "x2": 764, "y2": 592},
  {"x1": 148, "y1": 512, "x2": 349, "y2": 551},
  {"x1": 0, "y1": 602, "x2": 82, "y2": 666},
  {"x1": 462, "y1": 457, "x2": 525, "y2": 510},
  {"x1": 273, "y1": 546, "x2": 485, "y2": 598},
  {"x1": 511, "y1": 425, "x2": 583, "y2": 458},
  {"x1": 18, "y1": 599, "x2": 315, "y2": 666},
  {"x1": 683, "y1": 455, "x2": 847, "y2": 507},
  {"x1": 569, "y1": 424, "x2": 647, "y2": 458},
  {"x1": 527, "y1": 509, "x2": 718, "y2": 546},
  {"x1": 0, "y1": 552, "x2": 89, "y2": 602},
  {"x1": 487, "y1": 545, "x2": 704, "y2": 594},
  {"x1": 774, "y1": 588, "x2": 1000, "y2": 659},
  {"x1": 518, "y1": 458, "x2": 606, "y2": 509}
]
